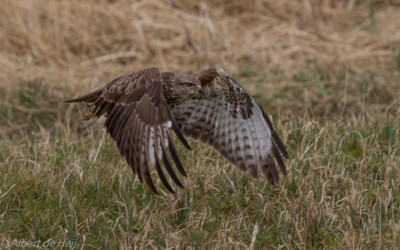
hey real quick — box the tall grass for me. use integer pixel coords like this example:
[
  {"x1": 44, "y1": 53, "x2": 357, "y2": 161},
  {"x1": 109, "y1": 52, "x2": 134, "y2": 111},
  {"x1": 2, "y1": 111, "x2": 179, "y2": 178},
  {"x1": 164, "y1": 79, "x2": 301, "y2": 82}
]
[{"x1": 1, "y1": 0, "x2": 399, "y2": 248}]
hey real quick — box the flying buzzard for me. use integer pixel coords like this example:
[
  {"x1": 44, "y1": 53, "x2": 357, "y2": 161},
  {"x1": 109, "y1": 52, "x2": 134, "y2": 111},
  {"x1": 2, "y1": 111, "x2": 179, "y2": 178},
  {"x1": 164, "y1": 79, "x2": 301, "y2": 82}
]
[{"x1": 65, "y1": 67, "x2": 288, "y2": 194}]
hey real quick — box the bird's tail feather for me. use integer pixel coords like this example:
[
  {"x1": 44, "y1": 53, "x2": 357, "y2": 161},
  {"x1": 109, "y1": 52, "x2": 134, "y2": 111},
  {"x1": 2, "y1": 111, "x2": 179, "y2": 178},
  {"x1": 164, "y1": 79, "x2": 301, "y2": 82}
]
[{"x1": 64, "y1": 88, "x2": 104, "y2": 103}]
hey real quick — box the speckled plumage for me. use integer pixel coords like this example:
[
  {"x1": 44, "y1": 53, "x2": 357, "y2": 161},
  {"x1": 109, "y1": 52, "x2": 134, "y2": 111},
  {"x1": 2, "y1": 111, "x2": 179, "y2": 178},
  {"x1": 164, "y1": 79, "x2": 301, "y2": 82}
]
[{"x1": 65, "y1": 67, "x2": 288, "y2": 194}]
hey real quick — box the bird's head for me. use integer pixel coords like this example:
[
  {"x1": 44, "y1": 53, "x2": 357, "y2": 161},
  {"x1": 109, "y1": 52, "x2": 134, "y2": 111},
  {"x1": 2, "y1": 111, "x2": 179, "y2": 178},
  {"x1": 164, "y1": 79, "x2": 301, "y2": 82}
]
[
  {"x1": 164, "y1": 74, "x2": 203, "y2": 105},
  {"x1": 176, "y1": 74, "x2": 203, "y2": 95}
]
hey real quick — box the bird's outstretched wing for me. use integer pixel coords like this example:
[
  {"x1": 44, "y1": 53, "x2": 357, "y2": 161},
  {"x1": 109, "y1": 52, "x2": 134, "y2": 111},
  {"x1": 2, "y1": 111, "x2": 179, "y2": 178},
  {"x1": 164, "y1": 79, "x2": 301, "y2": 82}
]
[
  {"x1": 65, "y1": 68, "x2": 191, "y2": 194},
  {"x1": 171, "y1": 67, "x2": 288, "y2": 183}
]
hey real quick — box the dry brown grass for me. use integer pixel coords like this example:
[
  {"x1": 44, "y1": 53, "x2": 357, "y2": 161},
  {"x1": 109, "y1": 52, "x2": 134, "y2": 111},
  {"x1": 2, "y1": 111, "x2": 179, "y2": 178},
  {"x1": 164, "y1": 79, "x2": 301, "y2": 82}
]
[{"x1": 1, "y1": 0, "x2": 400, "y2": 248}]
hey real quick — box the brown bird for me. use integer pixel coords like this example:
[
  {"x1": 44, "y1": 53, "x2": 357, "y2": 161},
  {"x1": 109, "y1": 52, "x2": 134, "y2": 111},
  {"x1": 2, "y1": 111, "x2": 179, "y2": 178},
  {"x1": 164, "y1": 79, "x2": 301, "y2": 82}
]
[{"x1": 65, "y1": 67, "x2": 288, "y2": 194}]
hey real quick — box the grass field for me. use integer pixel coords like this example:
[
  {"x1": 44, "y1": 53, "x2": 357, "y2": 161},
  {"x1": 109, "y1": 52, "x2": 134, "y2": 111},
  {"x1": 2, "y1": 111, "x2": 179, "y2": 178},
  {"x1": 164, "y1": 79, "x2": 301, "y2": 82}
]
[{"x1": 1, "y1": 0, "x2": 400, "y2": 248}]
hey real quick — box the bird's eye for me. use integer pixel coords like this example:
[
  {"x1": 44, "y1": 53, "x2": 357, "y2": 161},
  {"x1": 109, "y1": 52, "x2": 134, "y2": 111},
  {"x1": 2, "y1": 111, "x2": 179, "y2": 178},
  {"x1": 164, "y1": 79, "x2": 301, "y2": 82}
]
[{"x1": 185, "y1": 82, "x2": 194, "y2": 87}]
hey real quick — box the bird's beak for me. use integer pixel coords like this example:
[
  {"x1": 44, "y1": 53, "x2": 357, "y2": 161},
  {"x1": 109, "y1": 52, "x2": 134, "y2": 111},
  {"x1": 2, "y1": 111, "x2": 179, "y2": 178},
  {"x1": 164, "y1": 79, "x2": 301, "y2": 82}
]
[{"x1": 196, "y1": 84, "x2": 203, "y2": 94}]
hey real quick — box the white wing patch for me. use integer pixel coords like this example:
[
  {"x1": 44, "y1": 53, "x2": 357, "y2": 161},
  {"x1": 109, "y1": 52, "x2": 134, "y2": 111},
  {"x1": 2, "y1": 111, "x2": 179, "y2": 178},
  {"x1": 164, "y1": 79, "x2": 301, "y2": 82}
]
[
  {"x1": 147, "y1": 122, "x2": 173, "y2": 166},
  {"x1": 149, "y1": 126, "x2": 155, "y2": 165}
]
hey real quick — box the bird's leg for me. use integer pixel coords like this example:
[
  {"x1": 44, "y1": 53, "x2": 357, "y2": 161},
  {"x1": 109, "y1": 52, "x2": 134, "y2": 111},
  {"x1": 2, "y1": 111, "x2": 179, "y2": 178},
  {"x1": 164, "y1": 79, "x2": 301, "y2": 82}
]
[{"x1": 83, "y1": 104, "x2": 95, "y2": 120}]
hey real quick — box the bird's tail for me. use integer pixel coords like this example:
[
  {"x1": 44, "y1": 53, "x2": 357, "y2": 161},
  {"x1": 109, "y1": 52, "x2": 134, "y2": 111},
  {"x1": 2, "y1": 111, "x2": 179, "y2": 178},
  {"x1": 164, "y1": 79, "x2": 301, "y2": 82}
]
[
  {"x1": 64, "y1": 87, "x2": 104, "y2": 104},
  {"x1": 64, "y1": 87, "x2": 105, "y2": 120}
]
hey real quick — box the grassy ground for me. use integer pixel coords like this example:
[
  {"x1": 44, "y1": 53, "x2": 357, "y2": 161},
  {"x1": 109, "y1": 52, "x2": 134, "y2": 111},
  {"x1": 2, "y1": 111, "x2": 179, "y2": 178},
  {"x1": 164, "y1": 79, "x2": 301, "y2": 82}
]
[{"x1": 1, "y1": 0, "x2": 400, "y2": 248}]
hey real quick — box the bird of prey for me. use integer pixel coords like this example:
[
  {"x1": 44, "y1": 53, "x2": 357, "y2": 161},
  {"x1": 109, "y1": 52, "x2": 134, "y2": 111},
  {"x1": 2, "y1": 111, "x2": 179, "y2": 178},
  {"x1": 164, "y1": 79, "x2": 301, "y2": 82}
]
[{"x1": 65, "y1": 67, "x2": 288, "y2": 194}]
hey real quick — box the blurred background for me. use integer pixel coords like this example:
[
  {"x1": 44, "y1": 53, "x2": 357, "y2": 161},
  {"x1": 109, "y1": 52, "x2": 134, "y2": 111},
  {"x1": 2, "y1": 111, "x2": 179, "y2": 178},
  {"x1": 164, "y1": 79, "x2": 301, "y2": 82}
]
[
  {"x1": 1, "y1": 0, "x2": 399, "y2": 248},
  {"x1": 1, "y1": 0, "x2": 399, "y2": 121}
]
